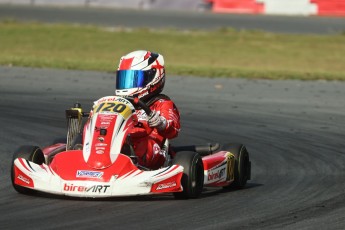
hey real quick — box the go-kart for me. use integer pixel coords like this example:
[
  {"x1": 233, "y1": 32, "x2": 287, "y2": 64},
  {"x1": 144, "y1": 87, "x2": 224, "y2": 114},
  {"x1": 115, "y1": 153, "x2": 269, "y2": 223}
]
[{"x1": 11, "y1": 96, "x2": 251, "y2": 199}]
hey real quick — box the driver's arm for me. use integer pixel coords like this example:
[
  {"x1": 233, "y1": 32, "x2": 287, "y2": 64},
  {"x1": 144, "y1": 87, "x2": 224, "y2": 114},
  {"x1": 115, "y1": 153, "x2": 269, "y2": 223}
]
[{"x1": 149, "y1": 100, "x2": 180, "y2": 139}]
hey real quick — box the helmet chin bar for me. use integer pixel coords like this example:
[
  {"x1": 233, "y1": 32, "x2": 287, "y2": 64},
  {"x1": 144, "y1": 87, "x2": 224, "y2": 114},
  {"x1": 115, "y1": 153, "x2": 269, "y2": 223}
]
[{"x1": 115, "y1": 88, "x2": 140, "y2": 97}]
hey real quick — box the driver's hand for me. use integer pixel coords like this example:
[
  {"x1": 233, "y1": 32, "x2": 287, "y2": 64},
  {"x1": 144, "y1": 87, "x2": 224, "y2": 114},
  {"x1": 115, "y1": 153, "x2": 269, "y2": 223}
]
[{"x1": 147, "y1": 111, "x2": 167, "y2": 131}]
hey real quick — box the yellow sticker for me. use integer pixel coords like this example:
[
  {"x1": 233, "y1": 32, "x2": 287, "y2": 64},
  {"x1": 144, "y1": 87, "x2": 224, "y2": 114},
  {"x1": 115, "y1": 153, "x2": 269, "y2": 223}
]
[
  {"x1": 226, "y1": 152, "x2": 235, "y2": 181},
  {"x1": 93, "y1": 101, "x2": 132, "y2": 119}
]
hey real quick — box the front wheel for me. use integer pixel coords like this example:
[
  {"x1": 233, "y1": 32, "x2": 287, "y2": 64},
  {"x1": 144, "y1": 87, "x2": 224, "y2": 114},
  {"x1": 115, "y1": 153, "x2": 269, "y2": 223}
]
[
  {"x1": 222, "y1": 143, "x2": 251, "y2": 189},
  {"x1": 172, "y1": 151, "x2": 204, "y2": 199},
  {"x1": 11, "y1": 145, "x2": 45, "y2": 194}
]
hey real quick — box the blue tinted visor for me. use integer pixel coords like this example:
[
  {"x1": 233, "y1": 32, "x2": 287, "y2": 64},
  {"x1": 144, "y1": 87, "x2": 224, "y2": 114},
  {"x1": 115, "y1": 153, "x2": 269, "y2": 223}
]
[
  {"x1": 116, "y1": 70, "x2": 146, "y2": 90},
  {"x1": 116, "y1": 69, "x2": 156, "y2": 90}
]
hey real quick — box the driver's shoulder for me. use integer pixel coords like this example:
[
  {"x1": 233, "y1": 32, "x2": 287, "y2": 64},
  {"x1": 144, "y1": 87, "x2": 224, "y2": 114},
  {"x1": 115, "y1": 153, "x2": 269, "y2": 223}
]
[{"x1": 147, "y1": 94, "x2": 172, "y2": 106}]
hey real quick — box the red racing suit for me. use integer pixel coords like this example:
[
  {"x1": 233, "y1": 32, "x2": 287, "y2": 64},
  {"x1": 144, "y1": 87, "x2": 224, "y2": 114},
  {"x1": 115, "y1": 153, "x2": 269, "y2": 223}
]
[{"x1": 129, "y1": 96, "x2": 180, "y2": 169}]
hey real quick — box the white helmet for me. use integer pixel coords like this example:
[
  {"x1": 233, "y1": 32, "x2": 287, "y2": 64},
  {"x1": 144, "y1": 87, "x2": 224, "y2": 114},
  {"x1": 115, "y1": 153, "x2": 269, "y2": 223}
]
[{"x1": 115, "y1": 50, "x2": 165, "y2": 101}]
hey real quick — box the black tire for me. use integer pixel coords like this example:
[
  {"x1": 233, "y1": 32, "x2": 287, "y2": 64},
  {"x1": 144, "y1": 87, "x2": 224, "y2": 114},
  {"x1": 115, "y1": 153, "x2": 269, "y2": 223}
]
[
  {"x1": 222, "y1": 143, "x2": 251, "y2": 189},
  {"x1": 172, "y1": 151, "x2": 204, "y2": 199},
  {"x1": 11, "y1": 145, "x2": 45, "y2": 194}
]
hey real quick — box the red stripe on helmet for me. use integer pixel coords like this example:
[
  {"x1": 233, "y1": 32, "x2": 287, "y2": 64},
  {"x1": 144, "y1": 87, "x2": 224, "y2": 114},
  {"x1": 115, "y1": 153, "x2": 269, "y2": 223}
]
[
  {"x1": 119, "y1": 57, "x2": 134, "y2": 70},
  {"x1": 153, "y1": 60, "x2": 164, "y2": 76},
  {"x1": 144, "y1": 51, "x2": 151, "y2": 60}
]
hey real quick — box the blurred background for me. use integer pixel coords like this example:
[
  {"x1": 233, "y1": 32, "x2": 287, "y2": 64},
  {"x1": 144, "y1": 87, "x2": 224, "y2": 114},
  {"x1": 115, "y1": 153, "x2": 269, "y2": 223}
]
[
  {"x1": 0, "y1": 1, "x2": 344, "y2": 80},
  {"x1": 0, "y1": 0, "x2": 344, "y2": 16}
]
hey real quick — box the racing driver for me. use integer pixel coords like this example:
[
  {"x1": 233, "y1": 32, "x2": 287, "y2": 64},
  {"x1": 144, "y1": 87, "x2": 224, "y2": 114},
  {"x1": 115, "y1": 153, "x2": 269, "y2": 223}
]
[{"x1": 115, "y1": 50, "x2": 180, "y2": 169}]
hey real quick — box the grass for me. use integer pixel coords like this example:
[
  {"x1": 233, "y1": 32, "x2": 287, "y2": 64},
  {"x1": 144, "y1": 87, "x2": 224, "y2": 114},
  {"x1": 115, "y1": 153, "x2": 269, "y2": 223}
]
[{"x1": 0, "y1": 20, "x2": 345, "y2": 80}]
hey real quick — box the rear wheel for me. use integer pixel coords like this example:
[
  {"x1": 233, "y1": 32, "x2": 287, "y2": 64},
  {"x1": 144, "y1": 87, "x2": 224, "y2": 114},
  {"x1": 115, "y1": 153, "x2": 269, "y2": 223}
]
[
  {"x1": 222, "y1": 143, "x2": 251, "y2": 189},
  {"x1": 172, "y1": 151, "x2": 204, "y2": 199},
  {"x1": 11, "y1": 145, "x2": 45, "y2": 194}
]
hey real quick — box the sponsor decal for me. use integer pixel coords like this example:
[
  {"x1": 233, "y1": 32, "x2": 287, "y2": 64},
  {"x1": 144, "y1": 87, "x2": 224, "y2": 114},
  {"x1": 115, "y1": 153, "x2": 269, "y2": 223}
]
[
  {"x1": 153, "y1": 143, "x2": 161, "y2": 155},
  {"x1": 95, "y1": 147, "x2": 105, "y2": 154},
  {"x1": 96, "y1": 96, "x2": 130, "y2": 105},
  {"x1": 63, "y1": 183, "x2": 110, "y2": 193},
  {"x1": 100, "y1": 116, "x2": 115, "y2": 121},
  {"x1": 76, "y1": 170, "x2": 104, "y2": 178},
  {"x1": 95, "y1": 146, "x2": 106, "y2": 155},
  {"x1": 115, "y1": 97, "x2": 131, "y2": 104},
  {"x1": 140, "y1": 90, "x2": 149, "y2": 98},
  {"x1": 96, "y1": 150, "x2": 104, "y2": 154},
  {"x1": 96, "y1": 96, "x2": 123, "y2": 103},
  {"x1": 136, "y1": 110, "x2": 148, "y2": 120},
  {"x1": 85, "y1": 142, "x2": 90, "y2": 152},
  {"x1": 17, "y1": 174, "x2": 30, "y2": 184},
  {"x1": 208, "y1": 168, "x2": 226, "y2": 181},
  {"x1": 101, "y1": 121, "x2": 111, "y2": 125},
  {"x1": 156, "y1": 182, "x2": 177, "y2": 190},
  {"x1": 95, "y1": 143, "x2": 107, "y2": 147},
  {"x1": 98, "y1": 137, "x2": 105, "y2": 142},
  {"x1": 226, "y1": 154, "x2": 234, "y2": 181}
]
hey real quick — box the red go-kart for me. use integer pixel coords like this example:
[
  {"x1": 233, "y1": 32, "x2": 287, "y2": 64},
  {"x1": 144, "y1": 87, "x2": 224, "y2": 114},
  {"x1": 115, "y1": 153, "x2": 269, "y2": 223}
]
[{"x1": 11, "y1": 96, "x2": 251, "y2": 199}]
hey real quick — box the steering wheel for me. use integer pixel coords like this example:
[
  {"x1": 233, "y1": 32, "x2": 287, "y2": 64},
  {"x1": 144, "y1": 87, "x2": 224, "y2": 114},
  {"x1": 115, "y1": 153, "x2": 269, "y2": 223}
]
[
  {"x1": 125, "y1": 96, "x2": 153, "y2": 117},
  {"x1": 125, "y1": 96, "x2": 154, "y2": 134}
]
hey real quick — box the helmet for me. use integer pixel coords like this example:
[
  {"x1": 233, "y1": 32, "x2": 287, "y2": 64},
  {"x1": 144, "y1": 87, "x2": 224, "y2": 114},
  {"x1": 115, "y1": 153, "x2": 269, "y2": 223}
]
[{"x1": 115, "y1": 50, "x2": 165, "y2": 101}]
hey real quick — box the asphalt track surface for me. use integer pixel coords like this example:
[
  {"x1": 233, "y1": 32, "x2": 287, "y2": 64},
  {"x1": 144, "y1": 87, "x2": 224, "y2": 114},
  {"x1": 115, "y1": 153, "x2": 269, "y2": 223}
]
[
  {"x1": 1, "y1": 4, "x2": 345, "y2": 34},
  {"x1": 0, "y1": 66, "x2": 345, "y2": 229}
]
